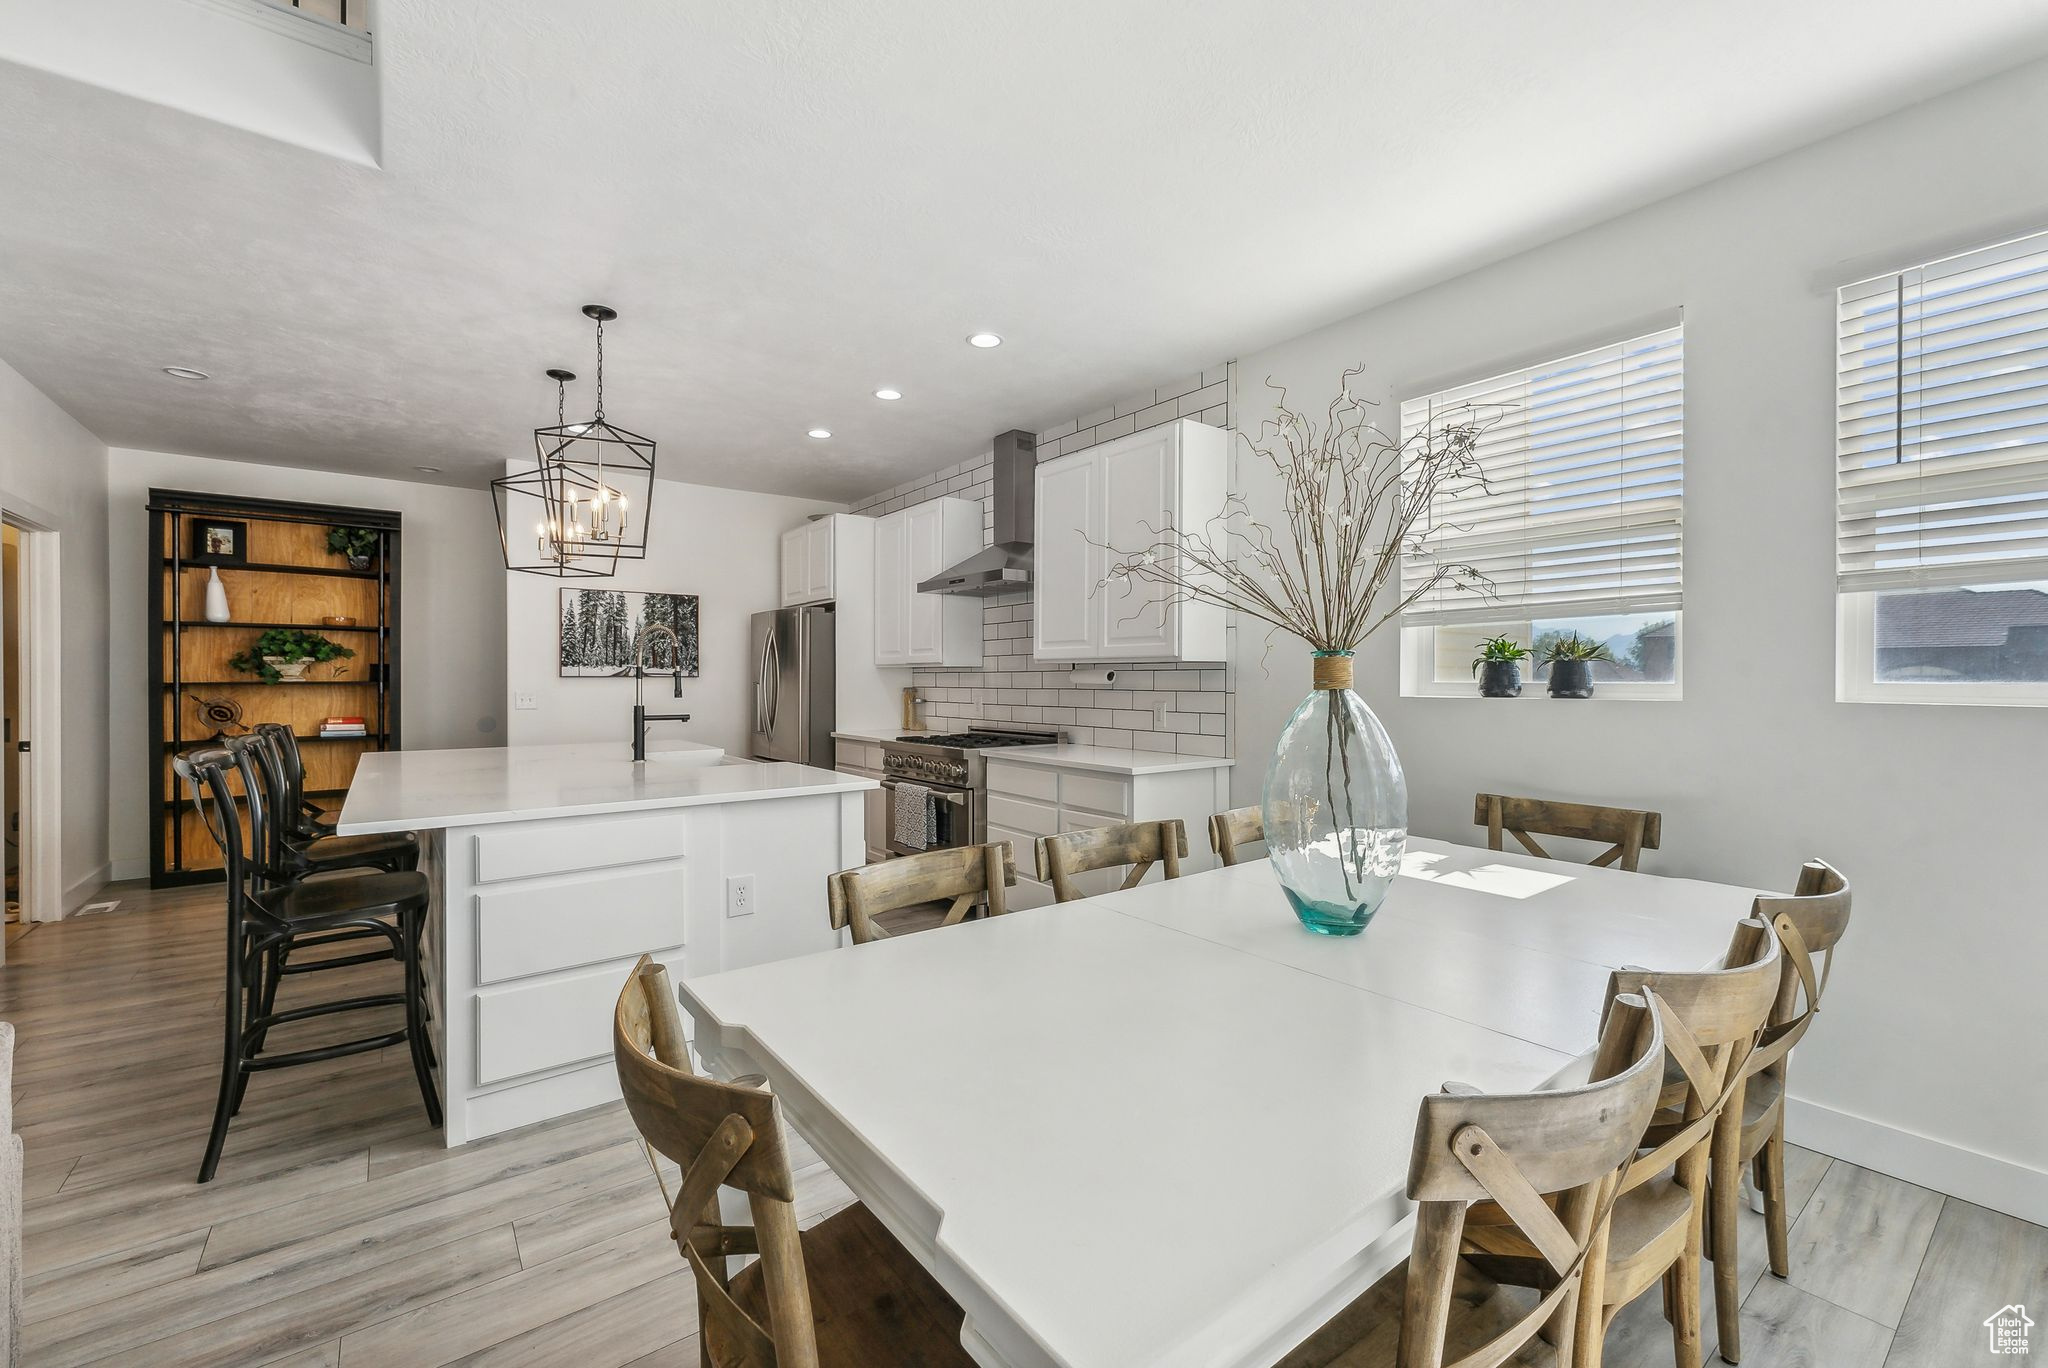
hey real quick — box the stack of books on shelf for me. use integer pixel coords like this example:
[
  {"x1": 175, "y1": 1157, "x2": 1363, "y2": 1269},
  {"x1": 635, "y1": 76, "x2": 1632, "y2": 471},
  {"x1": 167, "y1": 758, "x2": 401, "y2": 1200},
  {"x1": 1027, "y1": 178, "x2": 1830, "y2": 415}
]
[{"x1": 319, "y1": 715, "x2": 368, "y2": 739}]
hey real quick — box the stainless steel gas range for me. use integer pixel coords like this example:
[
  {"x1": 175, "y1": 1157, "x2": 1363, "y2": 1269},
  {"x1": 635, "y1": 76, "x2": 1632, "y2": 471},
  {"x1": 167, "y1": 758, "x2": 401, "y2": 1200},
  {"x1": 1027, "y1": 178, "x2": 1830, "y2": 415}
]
[{"x1": 878, "y1": 724, "x2": 1061, "y2": 856}]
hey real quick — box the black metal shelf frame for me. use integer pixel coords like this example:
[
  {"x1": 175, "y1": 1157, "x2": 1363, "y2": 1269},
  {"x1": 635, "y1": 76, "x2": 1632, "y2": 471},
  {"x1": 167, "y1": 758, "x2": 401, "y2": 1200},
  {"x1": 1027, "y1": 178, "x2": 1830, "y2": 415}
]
[{"x1": 146, "y1": 488, "x2": 403, "y2": 887}]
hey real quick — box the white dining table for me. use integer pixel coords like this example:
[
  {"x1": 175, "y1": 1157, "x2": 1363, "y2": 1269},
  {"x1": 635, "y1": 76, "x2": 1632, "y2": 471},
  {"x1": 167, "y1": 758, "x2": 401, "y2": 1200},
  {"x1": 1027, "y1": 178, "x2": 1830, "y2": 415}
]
[{"x1": 676, "y1": 836, "x2": 1762, "y2": 1368}]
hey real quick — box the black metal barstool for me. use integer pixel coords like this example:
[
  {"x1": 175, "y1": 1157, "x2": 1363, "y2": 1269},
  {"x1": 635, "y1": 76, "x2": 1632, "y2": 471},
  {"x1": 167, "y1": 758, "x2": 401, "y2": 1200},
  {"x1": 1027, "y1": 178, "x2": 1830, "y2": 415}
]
[
  {"x1": 248, "y1": 722, "x2": 418, "y2": 875},
  {"x1": 175, "y1": 742, "x2": 439, "y2": 1183},
  {"x1": 237, "y1": 728, "x2": 436, "y2": 1070}
]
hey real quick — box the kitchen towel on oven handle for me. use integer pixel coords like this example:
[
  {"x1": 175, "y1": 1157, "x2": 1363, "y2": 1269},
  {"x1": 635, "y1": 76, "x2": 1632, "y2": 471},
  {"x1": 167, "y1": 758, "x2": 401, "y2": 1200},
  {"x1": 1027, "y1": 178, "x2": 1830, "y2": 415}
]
[{"x1": 892, "y1": 779, "x2": 937, "y2": 851}]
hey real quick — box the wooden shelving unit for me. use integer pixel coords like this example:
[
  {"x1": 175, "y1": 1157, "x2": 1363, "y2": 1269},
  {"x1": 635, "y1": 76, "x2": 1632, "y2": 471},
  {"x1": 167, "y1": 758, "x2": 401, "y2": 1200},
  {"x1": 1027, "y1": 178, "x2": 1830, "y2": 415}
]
[{"x1": 147, "y1": 490, "x2": 402, "y2": 886}]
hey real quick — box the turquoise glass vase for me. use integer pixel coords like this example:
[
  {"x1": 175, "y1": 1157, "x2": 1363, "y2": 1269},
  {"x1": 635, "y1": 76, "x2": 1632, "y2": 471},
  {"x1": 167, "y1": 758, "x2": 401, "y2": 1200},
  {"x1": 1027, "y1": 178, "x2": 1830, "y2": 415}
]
[{"x1": 1261, "y1": 651, "x2": 1407, "y2": 936}]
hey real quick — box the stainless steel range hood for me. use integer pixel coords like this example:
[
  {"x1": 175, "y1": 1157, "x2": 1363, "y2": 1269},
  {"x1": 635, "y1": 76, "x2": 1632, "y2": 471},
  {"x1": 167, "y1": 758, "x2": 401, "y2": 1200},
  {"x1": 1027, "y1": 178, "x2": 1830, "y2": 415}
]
[{"x1": 918, "y1": 429, "x2": 1037, "y2": 597}]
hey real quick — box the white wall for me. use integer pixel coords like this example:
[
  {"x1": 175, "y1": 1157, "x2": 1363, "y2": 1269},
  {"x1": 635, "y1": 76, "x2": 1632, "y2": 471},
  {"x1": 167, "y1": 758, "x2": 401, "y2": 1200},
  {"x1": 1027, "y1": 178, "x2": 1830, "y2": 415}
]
[
  {"x1": 506, "y1": 478, "x2": 841, "y2": 756},
  {"x1": 0, "y1": 360, "x2": 112, "y2": 911},
  {"x1": 1230, "y1": 58, "x2": 2048, "y2": 1219},
  {"x1": 105, "y1": 448, "x2": 507, "y2": 877},
  {"x1": 0, "y1": 0, "x2": 379, "y2": 165}
]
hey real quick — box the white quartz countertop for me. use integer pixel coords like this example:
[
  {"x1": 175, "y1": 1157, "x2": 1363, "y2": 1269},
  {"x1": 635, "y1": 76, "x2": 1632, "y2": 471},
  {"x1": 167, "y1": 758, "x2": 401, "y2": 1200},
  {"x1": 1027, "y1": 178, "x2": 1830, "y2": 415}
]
[
  {"x1": 988, "y1": 744, "x2": 1234, "y2": 776},
  {"x1": 835, "y1": 729, "x2": 1233, "y2": 776},
  {"x1": 830, "y1": 726, "x2": 905, "y2": 746},
  {"x1": 336, "y1": 743, "x2": 877, "y2": 835}
]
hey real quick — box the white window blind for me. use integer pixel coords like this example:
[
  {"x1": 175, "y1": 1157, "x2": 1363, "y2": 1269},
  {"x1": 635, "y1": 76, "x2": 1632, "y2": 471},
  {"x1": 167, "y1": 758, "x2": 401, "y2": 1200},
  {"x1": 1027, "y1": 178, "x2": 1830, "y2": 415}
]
[
  {"x1": 1398, "y1": 326, "x2": 1684, "y2": 626},
  {"x1": 1837, "y1": 230, "x2": 2048, "y2": 594}
]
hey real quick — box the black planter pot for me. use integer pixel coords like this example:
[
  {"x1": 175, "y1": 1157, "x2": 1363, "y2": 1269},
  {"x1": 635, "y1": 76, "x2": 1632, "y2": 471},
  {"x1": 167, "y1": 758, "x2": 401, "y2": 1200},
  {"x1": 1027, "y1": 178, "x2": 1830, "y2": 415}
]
[
  {"x1": 1548, "y1": 659, "x2": 1596, "y2": 698},
  {"x1": 1477, "y1": 660, "x2": 1522, "y2": 697}
]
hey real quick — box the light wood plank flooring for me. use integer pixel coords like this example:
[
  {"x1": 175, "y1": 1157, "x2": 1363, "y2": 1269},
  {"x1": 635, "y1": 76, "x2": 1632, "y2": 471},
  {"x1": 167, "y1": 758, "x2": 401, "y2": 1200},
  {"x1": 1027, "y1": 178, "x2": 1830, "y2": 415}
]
[{"x1": 5, "y1": 881, "x2": 2043, "y2": 1366}]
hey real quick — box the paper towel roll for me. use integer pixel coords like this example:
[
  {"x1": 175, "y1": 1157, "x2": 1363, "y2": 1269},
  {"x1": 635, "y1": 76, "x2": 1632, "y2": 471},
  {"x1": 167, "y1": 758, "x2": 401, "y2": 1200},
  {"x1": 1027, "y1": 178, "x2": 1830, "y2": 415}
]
[{"x1": 1067, "y1": 668, "x2": 1117, "y2": 687}]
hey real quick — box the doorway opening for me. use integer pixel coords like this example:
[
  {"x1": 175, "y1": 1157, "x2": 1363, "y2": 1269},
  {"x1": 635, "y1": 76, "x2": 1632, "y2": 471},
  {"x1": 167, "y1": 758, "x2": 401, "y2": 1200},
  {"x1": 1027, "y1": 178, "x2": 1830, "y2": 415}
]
[{"x1": 0, "y1": 509, "x2": 60, "y2": 956}]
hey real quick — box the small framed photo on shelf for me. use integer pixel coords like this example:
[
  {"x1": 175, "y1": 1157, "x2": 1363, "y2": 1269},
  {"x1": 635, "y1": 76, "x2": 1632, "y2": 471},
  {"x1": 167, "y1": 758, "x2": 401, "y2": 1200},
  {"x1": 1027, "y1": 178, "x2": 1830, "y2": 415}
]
[{"x1": 189, "y1": 518, "x2": 248, "y2": 566}]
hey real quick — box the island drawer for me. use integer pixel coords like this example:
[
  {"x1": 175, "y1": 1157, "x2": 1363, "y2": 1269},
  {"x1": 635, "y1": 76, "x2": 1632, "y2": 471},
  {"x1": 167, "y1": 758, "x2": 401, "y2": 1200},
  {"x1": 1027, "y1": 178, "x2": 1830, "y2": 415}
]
[
  {"x1": 475, "y1": 953, "x2": 683, "y2": 1086},
  {"x1": 987, "y1": 793, "x2": 1057, "y2": 837},
  {"x1": 473, "y1": 865, "x2": 685, "y2": 984},
  {"x1": 986, "y1": 761, "x2": 1057, "y2": 802},
  {"x1": 471, "y1": 811, "x2": 687, "y2": 884}
]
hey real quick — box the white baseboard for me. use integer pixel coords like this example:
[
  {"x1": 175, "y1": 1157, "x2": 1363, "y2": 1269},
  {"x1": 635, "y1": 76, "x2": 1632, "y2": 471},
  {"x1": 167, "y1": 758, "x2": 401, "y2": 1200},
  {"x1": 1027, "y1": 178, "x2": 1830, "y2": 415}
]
[
  {"x1": 109, "y1": 858, "x2": 148, "y2": 883},
  {"x1": 1787, "y1": 1095, "x2": 2048, "y2": 1228},
  {"x1": 59, "y1": 864, "x2": 113, "y2": 919}
]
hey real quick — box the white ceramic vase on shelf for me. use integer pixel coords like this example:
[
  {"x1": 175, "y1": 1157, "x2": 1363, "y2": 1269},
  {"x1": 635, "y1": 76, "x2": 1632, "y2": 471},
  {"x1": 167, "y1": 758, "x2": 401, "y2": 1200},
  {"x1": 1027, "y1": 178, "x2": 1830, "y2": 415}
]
[{"x1": 203, "y1": 567, "x2": 231, "y2": 623}]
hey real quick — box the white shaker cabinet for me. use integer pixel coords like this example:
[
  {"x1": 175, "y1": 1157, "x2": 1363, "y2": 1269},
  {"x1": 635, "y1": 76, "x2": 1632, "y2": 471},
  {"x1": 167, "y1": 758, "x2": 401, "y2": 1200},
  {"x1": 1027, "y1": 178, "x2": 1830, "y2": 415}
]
[
  {"x1": 779, "y1": 517, "x2": 837, "y2": 606},
  {"x1": 983, "y1": 753, "x2": 1233, "y2": 909},
  {"x1": 833, "y1": 737, "x2": 889, "y2": 863},
  {"x1": 873, "y1": 497, "x2": 983, "y2": 667},
  {"x1": 1032, "y1": 418, "x2": 1228, "y2": 663}
]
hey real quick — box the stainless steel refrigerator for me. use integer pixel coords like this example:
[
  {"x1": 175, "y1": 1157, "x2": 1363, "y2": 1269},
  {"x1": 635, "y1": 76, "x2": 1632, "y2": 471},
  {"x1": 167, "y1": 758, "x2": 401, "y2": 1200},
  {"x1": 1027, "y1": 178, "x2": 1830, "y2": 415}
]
[{"x1": 749, "y1": 604, "x2": 836, "y2": 764}]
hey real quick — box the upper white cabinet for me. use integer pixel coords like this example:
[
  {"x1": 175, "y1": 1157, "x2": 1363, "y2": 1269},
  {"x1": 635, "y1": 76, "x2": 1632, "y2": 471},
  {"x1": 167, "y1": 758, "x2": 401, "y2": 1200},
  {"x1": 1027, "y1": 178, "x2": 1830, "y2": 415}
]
[
  {"x1": 1033, "y1": 419, "x2": 1228, "y2": 662},
  {"x1": 874, "y1": 497, "x2": 984, "y2": 667},
  {"x1": 779, "y1": 517, "x2": 837, "y2": 606}
]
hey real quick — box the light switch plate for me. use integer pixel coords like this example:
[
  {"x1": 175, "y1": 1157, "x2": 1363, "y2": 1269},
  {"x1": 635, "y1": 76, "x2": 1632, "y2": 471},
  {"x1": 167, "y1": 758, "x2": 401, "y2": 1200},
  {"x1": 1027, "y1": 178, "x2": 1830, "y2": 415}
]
[
  {"x1": 725, "y1": 874, "x2": 755, "y2": 918},
  {"x1": 513, "y1": 691, "x2": 537, "y2": 710}
]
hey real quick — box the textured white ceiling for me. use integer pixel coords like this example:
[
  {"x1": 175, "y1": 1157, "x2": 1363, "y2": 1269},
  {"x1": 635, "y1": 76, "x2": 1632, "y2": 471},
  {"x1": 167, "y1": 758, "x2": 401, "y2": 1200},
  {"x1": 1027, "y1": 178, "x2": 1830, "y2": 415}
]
[{"x1": 4, "y1": 1, "x2": 2048, "y2": 500}]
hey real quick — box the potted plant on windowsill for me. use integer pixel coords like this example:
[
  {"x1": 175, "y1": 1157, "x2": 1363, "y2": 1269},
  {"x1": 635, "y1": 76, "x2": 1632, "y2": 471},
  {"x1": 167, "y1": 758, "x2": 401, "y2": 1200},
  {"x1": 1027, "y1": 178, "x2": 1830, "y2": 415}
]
[
  {"x1": 230, "y1": 628, "x2": 355, "y2": 683},
  {"x1": 327, "y1": 526, "x2": 379, "y2": 572},
  {"x1": 1470, "y1": 635, "x2": 1529, "y2": 697},
  {"x1": 1541, "y1": 632, "x2": 1613, "y2": 699}
]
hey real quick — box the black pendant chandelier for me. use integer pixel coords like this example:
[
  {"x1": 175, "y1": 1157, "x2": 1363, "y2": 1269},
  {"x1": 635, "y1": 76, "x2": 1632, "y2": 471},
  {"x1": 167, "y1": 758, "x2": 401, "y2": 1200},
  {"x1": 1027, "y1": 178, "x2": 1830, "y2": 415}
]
[{"x1": 492, "y1": 304, "x2": 657, "y2": 577}]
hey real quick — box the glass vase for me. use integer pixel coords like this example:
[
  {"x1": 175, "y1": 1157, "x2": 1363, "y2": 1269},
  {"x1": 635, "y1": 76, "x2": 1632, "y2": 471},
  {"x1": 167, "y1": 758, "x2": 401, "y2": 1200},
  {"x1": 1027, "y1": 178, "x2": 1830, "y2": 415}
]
[{"x1": 1261, "y1": 651, "x2": 1407, "y2": 936}]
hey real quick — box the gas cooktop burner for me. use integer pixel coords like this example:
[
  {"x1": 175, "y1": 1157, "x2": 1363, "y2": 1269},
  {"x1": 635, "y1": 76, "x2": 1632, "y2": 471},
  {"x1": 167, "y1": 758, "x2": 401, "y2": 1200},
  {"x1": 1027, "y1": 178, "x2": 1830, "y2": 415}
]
[{"x1": 897, "y1": 732, "x2": 1051, "y2": 748}]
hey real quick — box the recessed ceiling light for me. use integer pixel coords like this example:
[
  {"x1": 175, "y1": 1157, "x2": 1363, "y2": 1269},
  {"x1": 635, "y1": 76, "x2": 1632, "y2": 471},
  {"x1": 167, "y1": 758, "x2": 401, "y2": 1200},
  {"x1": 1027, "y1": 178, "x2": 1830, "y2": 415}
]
[
  {"x1": 414, "y1": 465, "x2": 443, "y2": 474},
  {"x1": 808, "y1": 428, "x2": 832, "y2": 439},
  {"x1": 162, "y1": 366, "x2": 209, "y2": 380},
  {"x1": 967, "y1": 333, "x2": 1003, "y2": 349},
  {"x1": 873, "y1": 388, "x2": 902, "y2": 401}
]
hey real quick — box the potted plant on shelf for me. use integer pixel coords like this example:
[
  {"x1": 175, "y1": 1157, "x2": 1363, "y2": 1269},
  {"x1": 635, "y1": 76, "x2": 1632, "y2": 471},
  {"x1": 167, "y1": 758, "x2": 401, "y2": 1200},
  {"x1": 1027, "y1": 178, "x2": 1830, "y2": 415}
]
[
  {"x1": 1540, "y1": 632, "x2": 1613, "y2": 699},
  {"x1": 230, "y1": 628, "x2": 355, "y2": 684},
  {"x1": 1470, "y1": 635, "x2": 1530, "y2": 697},
  {"x1": 1095, "y1": 367, "x2": 1505, "y2": 936},
  {"x1": 327, "y1": 526, "x2": 379, "y2": 572}
]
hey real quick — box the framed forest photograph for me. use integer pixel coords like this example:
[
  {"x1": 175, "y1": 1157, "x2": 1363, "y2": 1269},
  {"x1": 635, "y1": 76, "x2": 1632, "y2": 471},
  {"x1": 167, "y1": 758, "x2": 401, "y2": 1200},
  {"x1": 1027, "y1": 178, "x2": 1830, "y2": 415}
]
[{"x1": 558, "y1": 588, "x2": 700, "y2": 678}]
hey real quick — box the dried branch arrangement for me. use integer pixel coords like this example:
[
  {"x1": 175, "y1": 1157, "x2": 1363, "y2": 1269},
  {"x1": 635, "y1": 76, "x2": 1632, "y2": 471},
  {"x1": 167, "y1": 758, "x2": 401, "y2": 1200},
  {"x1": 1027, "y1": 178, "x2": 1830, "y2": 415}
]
[{"x1": 1103, "y1": 366, "x2": 1505, "y2": 661}]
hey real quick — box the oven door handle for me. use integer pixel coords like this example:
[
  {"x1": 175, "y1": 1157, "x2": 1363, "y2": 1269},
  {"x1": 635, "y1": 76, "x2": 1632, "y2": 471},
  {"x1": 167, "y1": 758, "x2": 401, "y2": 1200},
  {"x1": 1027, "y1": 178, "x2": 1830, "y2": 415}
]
[{"x1": 879, "y1": 779, "x2": 969, "y2": 806}]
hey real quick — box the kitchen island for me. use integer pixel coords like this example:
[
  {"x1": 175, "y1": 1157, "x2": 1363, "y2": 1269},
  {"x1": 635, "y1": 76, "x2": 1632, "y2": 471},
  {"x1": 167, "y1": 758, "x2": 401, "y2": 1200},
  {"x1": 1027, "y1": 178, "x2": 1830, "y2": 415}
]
[{"x1": 337, "y1": 743, "x2": 876, "y2": 1144}]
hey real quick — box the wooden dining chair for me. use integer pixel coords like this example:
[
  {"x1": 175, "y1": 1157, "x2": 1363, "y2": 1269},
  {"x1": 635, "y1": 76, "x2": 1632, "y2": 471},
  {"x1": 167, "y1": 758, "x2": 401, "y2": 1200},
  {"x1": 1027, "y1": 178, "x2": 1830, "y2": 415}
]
[
  {"x1": 612, "y1": 957, "x2": 976, "y2": 1367},
  {"x1": 1036, "y1": 819, "x2": 1188, "y2": 902},
  {"x1": 1280, "y1": 990, "x2": 1669, "y2": 1368},
  {"x1": 1710, "y1": 860, "x2": 1851, "y2": 1363},
  {"x1": 1207, "y1": 806, "x2": 1264, "y2": 866},
  {"x1": 1460, "y1": 918, "x2": 1781, "y2": 1368},
  {"x1": 1474, "y1": 794, "x2": 1663, "y2": 873},
  {"x1": 826, "y1": 842, "x2": 1017, "y2": 946}
]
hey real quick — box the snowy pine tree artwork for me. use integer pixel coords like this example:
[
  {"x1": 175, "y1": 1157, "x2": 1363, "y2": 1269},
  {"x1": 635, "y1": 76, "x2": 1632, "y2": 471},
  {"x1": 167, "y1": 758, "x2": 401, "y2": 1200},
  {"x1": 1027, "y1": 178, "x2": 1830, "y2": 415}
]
[{"x1": 558, "y1": 589, "x2": 700, "y2": 678}]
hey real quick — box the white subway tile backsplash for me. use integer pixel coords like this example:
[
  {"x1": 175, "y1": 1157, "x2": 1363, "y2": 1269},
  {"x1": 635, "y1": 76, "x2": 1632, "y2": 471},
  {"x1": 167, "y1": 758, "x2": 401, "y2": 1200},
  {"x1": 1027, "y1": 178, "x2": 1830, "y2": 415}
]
[{"x1": 1177, "y1": 381, "x2": 1228, "y2": 417}]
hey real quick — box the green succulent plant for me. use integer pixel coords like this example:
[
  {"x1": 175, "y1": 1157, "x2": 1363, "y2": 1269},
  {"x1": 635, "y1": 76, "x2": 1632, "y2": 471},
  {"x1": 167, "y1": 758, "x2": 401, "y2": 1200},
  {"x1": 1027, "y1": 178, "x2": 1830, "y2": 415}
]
[
  {"x1": 1539, "y1": 632, "x2": 1616, "y2": 664},
  {"x1": 1470, "y1": 635, "x2": 1531, "y2": 675},
  {"x1": 229, "y1": 628, "x2": 355, "y2": 683}
]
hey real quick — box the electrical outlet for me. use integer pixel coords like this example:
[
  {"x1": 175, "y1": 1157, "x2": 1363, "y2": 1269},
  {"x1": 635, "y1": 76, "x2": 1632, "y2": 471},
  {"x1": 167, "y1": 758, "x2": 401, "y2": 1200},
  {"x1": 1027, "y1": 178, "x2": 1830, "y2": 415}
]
[
  {"x1": 514, "y1": 691, "x2": 537, "y2": 710},
  {"x1": 1151, "y1": 701, "x2": 1168, "y2": 730},
  {"x1": 725, "y1": 874, "x2": 755, "y2": 918}
]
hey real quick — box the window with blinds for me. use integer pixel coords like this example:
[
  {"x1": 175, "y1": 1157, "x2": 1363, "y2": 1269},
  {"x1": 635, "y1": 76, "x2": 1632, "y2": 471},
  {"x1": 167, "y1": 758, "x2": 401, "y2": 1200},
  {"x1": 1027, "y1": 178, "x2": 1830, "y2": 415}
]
[
  {"x1": 1398, "y1": 326, "x2": 1684, "y2": 627},
  {"x1": 1836, "y1": 230, "x2": 2048, "y2": 595}
]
